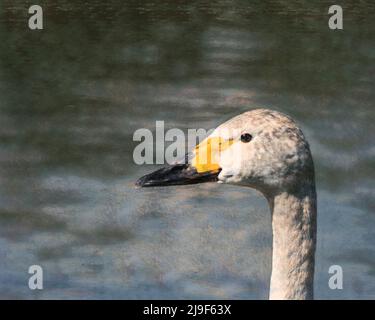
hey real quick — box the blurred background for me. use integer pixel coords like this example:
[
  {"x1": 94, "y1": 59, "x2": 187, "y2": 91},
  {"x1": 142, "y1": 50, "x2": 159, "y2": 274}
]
[{"x1": 0, "y1": 0, "x2": 374, "y2": 299}]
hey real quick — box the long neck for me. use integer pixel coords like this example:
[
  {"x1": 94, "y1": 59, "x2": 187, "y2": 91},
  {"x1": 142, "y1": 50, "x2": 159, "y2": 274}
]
[{"x1": 268, "y1": 182, "x2": 317, "y2": 300}]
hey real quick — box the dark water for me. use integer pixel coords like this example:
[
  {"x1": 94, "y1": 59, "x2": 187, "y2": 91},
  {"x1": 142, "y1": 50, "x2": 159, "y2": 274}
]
[{"x1": 0, "y1": 1, "x2": 374, "y2": 299}]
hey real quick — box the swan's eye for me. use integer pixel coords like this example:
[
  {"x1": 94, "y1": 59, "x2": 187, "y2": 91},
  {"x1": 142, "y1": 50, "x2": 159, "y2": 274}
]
[{"x1": 240, "y1": 133, "x2": 252, "y2": 143}]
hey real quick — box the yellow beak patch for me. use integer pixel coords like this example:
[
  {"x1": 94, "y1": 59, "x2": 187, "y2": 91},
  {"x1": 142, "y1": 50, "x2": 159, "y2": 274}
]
[{"x1": 191, "y1": 137, "x2": 234, "y2": 173}]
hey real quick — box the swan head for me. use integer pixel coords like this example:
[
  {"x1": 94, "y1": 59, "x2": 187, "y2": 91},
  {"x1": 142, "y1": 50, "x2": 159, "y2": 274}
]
[{"x1": 136, "y1": 108, "x2": 314, "y2": 196}]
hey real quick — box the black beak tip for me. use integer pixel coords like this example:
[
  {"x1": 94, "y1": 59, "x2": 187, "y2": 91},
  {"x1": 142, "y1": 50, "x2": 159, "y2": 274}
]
[
  {"x1": 135, "y1": 164, "x2": 221, "y2": 188},
  {"x1": 135, "y1": 174, "x2": 152, "y2": 188},
  {"x1": 135, "y1": 178, "x2": 144, "y2": 188}
]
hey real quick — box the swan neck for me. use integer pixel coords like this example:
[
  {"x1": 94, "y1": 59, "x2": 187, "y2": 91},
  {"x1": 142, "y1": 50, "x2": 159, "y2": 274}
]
[{"x1": 268, "y1": 184, "x2": 317, "y2": 300}]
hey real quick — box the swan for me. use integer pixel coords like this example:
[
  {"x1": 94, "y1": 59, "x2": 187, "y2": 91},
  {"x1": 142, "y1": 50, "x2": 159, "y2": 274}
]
[{"x1": 136, "y1": 108, "x2": 317, "y2": 300}]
